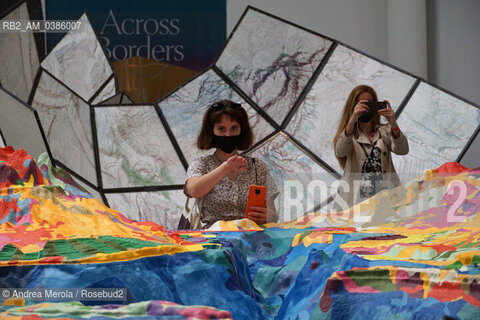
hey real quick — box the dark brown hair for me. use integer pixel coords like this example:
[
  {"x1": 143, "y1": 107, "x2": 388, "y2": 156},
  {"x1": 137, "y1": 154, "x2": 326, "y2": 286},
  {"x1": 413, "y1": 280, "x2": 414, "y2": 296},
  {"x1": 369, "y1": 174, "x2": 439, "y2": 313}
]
[{"x1": 196, "y1": 100, "x2": 254, "y2": 150}]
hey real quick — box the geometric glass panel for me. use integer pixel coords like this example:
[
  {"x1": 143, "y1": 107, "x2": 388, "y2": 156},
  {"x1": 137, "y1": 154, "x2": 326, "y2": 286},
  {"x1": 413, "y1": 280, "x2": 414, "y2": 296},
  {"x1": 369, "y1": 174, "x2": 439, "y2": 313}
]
[
  {"x1": 98, "y1": 93, "x2": 123, "y2": 105},
  {"x1": 285, "y1": 44, "x2": 417, "y2": 173},
  {"x1": 71, "y1": 176, "x2": 105, "y2": 204},
  {"x1": 41, "y1": 14, "x2": 113, "y2": 101},
  {"x1": 95, "y1": 105, "x2": 186, "y2": 188},
  {"x1": 248, "y1": 132, "x2": 338, "y2": 221},
  {"x1": 0, "y1": 87, "x2": 47, "y2": 161},
  {"x1": 91, "y1": 77, "x2": 117, "y2": 105},
  {"x1": 121, "y1": 93, "x2": 134, "y2": 104},
  {"x1": 159, "y1": 69, "x2": 276, "y2": 164},
  {"x1": 31, "y1": 71, "x2": 97, "y2": 185},
  {"x1": 459, "y1": 129, "x2": 480, "y2": 169},
  {"x1": 98, "y1": 92, "x2": 134, "y2": 105},
  {"x1": 105, "y1": 190, "x2": 185, "y2": 230},
  {"x1": 0, "y1": 3, "x2": 40, "y2": 102},
  {"x1": 393, "y1": 82, "x2": 480, "y2": 182},
  {"x1": 216, "y1": 8, "x2": 333, "y2": 125}
]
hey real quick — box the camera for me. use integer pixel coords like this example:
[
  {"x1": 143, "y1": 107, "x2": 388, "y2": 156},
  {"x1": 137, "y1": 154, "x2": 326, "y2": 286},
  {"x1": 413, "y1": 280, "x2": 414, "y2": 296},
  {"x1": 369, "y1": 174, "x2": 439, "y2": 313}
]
[
  {"x1": 358, "y1": 101, "x2": 388, "y2": 122},
  {"x1": 365, "y1": 101, "x2": 387, "y2": 112}
]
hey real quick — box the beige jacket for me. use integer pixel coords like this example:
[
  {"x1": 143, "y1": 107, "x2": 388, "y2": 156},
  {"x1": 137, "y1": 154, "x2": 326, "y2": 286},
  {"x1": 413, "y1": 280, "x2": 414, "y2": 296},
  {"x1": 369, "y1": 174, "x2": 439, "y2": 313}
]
[{"x1": 333, "y1": 123, "x2": 409, "y2": 209}]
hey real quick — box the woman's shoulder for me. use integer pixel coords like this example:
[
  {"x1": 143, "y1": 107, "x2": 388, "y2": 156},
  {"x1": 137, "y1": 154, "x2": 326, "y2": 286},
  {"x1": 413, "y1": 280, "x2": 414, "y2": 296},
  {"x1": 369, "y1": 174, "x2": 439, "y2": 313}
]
[
  {"x1": 187, "y1": 154, "x2": 215, "y2": 176},
  {"x1": 193, "y1": 154, "x2": 212, "y2": 161},
  {"x1": 189, "y1": 154, "x2": 214, "y2": 167},
  {"x1": 243, "y1": 154, "x2": 260, "y2": 163},
  {"x1": 244, "y1": 155, "x2": 269, "y2": 169}
]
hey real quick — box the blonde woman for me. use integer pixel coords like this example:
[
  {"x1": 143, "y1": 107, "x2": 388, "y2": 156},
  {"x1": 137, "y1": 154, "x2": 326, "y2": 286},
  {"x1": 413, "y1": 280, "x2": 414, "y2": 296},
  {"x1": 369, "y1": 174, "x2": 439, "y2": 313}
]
[{"x1": 333, "y1": 85, "x2": 409, "y2": 209}]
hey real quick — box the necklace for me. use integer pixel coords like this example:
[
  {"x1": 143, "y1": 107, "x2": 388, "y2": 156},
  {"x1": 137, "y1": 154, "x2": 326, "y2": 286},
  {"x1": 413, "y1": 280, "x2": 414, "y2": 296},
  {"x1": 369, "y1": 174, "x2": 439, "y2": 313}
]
[
  {"x1": 358, "y1": 122, "x2": 374, "y2": 142},
  {"x1": 213, "y1": 152, "x2": 224, "y2": 164}
]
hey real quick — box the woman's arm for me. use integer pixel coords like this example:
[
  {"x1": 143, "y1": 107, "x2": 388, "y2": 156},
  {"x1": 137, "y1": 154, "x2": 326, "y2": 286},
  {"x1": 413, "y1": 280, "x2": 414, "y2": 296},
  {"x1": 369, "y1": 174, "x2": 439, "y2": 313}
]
[
  {"x1": 186, "y1": 165, "x2": 227, "y2": 199},
  {"x1": 389, "y1": 128, "x2": 409, "y2": 155},
  {"x1": 336, "y1": 101, "x2": 369, "y2": 157},
  {"x1": 185, "y1": 155, "x2": 247, "y2": 198},
  {"x1": 378, "y1": 102, "x2": 409, "y2": 155},
  {"x1": 335, "y1": 130, "x2": 354, "y2": 158}
]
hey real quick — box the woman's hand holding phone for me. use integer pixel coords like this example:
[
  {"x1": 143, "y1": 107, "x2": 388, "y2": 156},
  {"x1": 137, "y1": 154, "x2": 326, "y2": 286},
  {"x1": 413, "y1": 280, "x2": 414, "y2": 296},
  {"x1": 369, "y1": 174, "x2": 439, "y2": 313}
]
[
  {"x1": 377, "y1": 100, "x2": 396, "y2": 124},
  {"x1": 245, "y1": 185, "x2": 270, "y2": 224},
  {"x1": 247, "y1": 205, "x2": 268, "y2": 224}
]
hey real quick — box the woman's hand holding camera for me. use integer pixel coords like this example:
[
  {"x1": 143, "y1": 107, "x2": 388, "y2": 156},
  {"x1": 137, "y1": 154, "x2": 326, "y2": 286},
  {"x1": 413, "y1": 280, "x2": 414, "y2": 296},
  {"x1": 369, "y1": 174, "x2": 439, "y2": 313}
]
[
  {"x1": 377, "y1": 100, "x2": 401, "y2": 137},
  {"x1": 351, "y1": 99, "x2": 369, "y2": 123},
  {"x1": 345, "y1": 100, "x2": 369, "y2": 136},
  {"x1": 378, "y1": 100, "x2": 396, "y2": 125}
]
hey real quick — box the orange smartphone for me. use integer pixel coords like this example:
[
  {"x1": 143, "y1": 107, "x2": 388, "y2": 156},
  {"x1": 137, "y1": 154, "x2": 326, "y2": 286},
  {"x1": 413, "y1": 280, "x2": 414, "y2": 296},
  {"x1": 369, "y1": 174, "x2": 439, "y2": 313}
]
[{"x1": 245, "y1": 185, "x2": 267, "y2": 218}]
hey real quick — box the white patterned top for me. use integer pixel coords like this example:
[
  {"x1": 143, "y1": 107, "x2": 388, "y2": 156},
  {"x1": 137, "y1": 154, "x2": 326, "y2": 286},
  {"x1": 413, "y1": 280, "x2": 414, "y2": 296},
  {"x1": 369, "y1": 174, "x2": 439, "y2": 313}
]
[{"x1": 185, "y1": 154, "x2": 278, "y2": 228}]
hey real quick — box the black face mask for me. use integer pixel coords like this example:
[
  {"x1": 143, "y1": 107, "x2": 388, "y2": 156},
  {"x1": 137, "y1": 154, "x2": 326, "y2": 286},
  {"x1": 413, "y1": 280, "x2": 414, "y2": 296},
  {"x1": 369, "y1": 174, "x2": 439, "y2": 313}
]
[
  {"x1": 212, "y1": 135, "x2": 242, "y2": 154},
  {"x1": 358, "y1": 110, "x2": 374, "y2": 123}
]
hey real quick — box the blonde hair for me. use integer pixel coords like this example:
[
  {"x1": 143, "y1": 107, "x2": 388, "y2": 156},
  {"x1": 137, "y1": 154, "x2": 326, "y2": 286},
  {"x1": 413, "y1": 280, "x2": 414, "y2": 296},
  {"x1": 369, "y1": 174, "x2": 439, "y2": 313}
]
[{"x1": 333, "y1": 85, "x2": 380, "y2": 169}]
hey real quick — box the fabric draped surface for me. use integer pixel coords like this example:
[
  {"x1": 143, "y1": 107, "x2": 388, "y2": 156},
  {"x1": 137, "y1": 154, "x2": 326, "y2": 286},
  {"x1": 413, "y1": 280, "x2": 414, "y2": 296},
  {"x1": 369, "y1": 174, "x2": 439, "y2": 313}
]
[{"x1": 0, "y1": 146, "x2": 479, "y2": 319}]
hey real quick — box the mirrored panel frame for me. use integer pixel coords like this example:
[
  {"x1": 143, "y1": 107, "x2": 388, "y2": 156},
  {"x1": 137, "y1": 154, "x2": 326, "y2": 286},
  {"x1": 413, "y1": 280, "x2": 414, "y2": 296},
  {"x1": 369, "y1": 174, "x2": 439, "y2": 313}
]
[
  {"x1": 0, "y1": 2, "x2": 40, "y2": 103},
  {"x1": 158, "y1": 68, "x2": 277, "y2": 165},
  {"x1": 0, "y1": 86, "x2": 50, "y2": 161},
  {"x1": 40, "y1": 13, "x2": 113, "y2": 102},
  {"x1": 248, "y1": 132, "x2": 338, "y2": 221},
  {"x1": 215, "y1": 7, "x2": 334, "y2": 126},
  {"x1": 94, "y1": 104, "x2": 187, "y2": 188},
  {"x1": 393, "y1": 81, "x2": 480, "y2": 182},
  {"x1": 31, "y1": 70, "x2": 97, "y2": 185},
  {"x1": 105, "y1": 189, "x2": 185, "y2": 230},
  {"x1": 285, "y1": 44, "x2": 418, "y2": 174}
]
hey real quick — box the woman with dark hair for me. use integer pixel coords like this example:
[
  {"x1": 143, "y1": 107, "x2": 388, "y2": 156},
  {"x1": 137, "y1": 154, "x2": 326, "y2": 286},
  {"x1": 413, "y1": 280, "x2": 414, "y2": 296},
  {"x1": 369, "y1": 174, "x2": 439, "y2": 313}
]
[
  {"x1": 333, "y1": 85, "x2": 409, "y2": 209},
  {"x1": 183, "y1": 100, "x2": 278, "y2": 228}
]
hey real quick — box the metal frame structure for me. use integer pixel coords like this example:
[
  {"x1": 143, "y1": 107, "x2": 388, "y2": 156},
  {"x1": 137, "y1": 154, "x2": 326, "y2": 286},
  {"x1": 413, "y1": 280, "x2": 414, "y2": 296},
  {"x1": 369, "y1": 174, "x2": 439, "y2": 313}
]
[{"x1": 1, "y1": 5, "x2": 479, "y2": 220}]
